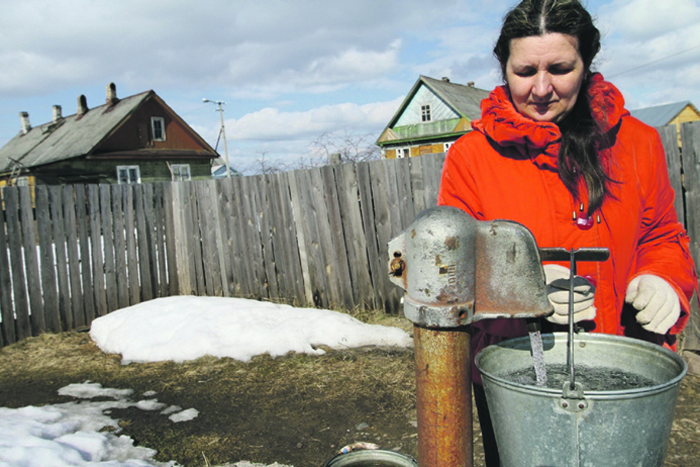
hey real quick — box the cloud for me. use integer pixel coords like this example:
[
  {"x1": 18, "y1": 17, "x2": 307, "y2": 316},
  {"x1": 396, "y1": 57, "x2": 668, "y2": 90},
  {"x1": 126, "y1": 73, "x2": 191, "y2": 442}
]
[
  {"x1": 0, "y1": 0, "x2": 460, "y2": 97},
  {"x1": 228, "y1": 97, "x2": 405, "y2": 141},
  {"x1": 600, "y1": 0, "x2": 700, "y2": 41}
]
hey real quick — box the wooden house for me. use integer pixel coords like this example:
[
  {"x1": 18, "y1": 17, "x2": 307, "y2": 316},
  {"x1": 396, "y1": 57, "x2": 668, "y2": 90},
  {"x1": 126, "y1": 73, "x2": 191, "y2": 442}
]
[
  {"x1": 0, "y1": 83, "x2": 218, "y2": 188},
  {"x1": 630, "y1": 101, "x2": 700, "y2": 147},
  {"x1": 376, "y1": 75, "x2": 490, "y2": 159}
]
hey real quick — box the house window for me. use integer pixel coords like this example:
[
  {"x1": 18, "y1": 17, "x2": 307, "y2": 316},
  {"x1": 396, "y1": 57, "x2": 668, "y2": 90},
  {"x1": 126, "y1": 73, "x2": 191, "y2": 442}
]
[
  {"x1": 171, "y1": 164, "x2": 191, "y2": 181},
  {"x1": 396, "y1": 147, "x2": 410, "y2": 159},
  {"x1": 421, "y1": 105, "x2": 432, "y2": 122},
  {"x1": 151, "y1": 117, "x2": 166, "y2": 142},
  {"x1": 443, "y1": 142, "x2": 452, "y2": 152},
  {"x1": 117, "y1": 165, "x2": 141, "y2": 184},
  {"x1": 15, "y1": 176, "x2": 29, "y2": 186}
]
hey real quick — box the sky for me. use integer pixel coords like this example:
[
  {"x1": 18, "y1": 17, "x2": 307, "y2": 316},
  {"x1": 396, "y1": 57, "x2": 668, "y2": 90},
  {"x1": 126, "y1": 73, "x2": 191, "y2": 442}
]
[
  {"x1": 0, "y1": 295, "x2": 413, "y2": 467},
  {"x1": 0, "y1": 0, "x2": 699, "y2": 173}
]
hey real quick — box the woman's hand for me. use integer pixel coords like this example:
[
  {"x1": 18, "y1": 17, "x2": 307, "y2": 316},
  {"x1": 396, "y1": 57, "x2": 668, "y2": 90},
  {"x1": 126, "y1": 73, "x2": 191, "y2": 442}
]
[
  {"x1": 544, "y1": 264, "x2": 596, "y2": 324},
  {"x1": 625, "y1": 275, "x2": 681, "y2": 335}
]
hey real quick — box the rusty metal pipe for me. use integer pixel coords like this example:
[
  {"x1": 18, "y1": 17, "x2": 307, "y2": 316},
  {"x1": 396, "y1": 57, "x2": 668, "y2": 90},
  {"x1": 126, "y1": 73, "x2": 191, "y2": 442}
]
[{"x1": 414, "y1": 325, "x2": 472, "y2": 467}]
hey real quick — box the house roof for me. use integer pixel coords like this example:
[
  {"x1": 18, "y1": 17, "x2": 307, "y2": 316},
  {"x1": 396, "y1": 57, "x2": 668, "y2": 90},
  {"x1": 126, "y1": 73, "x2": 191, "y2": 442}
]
[
  {"x1": 212, "y1": 164, "x2": 241, "y2": 178},
  {"x1": 0, "y1": 88, "x2": 216, "y2": 173},
  {"x1": 629, "y1": 101, "x2": 697, "y2": 127},
  {"x1": 385, "y1": 75, "x2": 490, "y2": 130}
]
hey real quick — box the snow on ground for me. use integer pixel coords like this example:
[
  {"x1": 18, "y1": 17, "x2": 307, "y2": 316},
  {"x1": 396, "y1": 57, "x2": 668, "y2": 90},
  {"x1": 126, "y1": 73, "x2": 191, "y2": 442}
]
[{"x1": 0, "y1": 296, "x2": 414, "y2": 467}]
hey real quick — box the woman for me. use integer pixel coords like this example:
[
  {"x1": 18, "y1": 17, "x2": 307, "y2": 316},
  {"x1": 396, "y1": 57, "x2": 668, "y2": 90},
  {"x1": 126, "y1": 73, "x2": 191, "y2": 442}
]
[{"x1": 438, "y1": 0, "x2": 698, "y2": 465}]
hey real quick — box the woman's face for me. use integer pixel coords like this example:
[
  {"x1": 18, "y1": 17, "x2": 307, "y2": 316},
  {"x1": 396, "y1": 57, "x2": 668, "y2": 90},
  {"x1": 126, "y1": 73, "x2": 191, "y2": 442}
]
[{"x1": 505, "y1": 33, "x2": 586, "y2": 124}]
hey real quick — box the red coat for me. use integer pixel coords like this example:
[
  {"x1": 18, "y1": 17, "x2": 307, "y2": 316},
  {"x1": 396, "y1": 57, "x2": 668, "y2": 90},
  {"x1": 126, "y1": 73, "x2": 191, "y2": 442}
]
[{"x1": 438, "y1": 74, "x2": 697, "y2": 384}]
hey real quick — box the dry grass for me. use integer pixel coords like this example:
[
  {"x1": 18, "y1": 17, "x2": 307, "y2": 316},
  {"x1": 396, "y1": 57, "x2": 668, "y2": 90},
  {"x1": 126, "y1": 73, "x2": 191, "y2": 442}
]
[{"x1": 1, "y1": 308, "x2": 699, "y2": 466}]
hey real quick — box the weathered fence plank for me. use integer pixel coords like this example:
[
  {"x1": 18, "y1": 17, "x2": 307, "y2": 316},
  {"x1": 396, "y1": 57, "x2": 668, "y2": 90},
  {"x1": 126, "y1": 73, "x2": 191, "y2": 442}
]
[
  {"x1": 239, "y1": 176, "x2": 267, "y2": 299},
  {"x1": 229, "y1": 177, "x2": 252, "y2": 297},
  {"x1": 0, "y1": 197, "x2": 14, "y2": 344},
  {"x1": 49, "y1": 186, "x2": 71, "y2": 331},
  {"x1": 88, "y1": 185, "x2": 107, "y2": 317},
  {"x1": 681, "y1": 122, "x2": 700, "y2": 350},
  {"x1": 124, "y1": 185, "x2": 140, "y2": 305},
  {"x1": 320, "y1": 165, "x2": 354, "y2": 309},
  {"x1": 293, "y1": 169, "x2": 329, "y2": 307},
  {"x1": 366, "y1": 159, "x2": 401, "y2": 314},
  {"x1": 162, "y1": 183, "x2": 179, "y2": 297},
  {"x1": 19, "y1": 186, "x2": 44, "y2": 335},
  {"x1": 256, "y1": 175, "x2": 279, "y2": 302},
  {"x1": 356, "y1": 161, "x2": 382, "y2": 310},
  {"x1": 35, "y1": 186, "x2": 60, "y2": 333},
  {"x1": 75, "y1": 185, "x2": 95, "y2": 325},
  {"x1": 334, "y1": 163, "x2": 374, "y2": 308},
  {"x1": 658, "y1": 126, "x2": 685, "y2": 224},
  {"x1": 287, "y1": 171, "x2": 314, "y2": 305},
  {"x1": 153, "y1": 183, "x2": 169, "y2": 298},
  {"x1": 4, "y1": 189, "x2": 30, "y2": 339},
  {"x1": 142, "y1": 184, "x2": 159, "y2": 300},
  {"x1": 196, "y1": 180, "x2": 223, "y2": 297},
  {"x1": 135, "y1": 185, "x2": 153, "y2": 301},
  {"x1": 111, "y1": 185, "x2": 129, "y2": 309},
  {"x1": 100, "y1": 184, "x2": 118, "y2": 313},
  {"x1": 63, "y1": 185, "x2": 84, "y2": 327}
]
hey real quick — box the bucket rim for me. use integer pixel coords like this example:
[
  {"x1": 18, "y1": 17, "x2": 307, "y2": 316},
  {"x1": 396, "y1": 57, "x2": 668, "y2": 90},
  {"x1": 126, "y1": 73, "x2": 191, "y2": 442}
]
[
  {"x1": 475, "y1": 332, "x2": 688, "y2": 398},
  {"x1": 322, "y1": 449, "x2": 418, "y2": 467}
]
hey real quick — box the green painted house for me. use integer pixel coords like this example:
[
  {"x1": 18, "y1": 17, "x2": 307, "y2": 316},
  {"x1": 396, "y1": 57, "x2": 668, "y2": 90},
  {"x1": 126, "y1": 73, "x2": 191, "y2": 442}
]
[
  {"x1": 0, "y1": 83, "x2": 218, "y2": 188},
  {"x1": 376, "y1": 75, "x2": 490, "y2": 159}
]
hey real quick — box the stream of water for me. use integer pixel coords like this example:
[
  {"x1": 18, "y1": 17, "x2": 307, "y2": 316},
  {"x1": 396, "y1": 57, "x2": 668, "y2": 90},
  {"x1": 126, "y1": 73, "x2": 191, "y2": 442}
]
[{"x1": 528, "y1": 330, "x2": 548, "y2": 387}]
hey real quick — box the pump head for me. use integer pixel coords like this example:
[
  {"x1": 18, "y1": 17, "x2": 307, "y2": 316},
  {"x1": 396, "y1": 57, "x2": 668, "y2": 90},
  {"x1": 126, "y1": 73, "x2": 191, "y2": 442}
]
[{"x1": 388, "y1": 206, "x2": 553, "y2": 328}]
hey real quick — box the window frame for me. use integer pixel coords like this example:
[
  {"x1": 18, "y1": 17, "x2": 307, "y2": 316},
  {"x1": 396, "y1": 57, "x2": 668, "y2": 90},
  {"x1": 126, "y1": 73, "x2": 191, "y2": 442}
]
[
  {"x1": 170, "y1": 164, "x2": 191, "y2": 181},
  {"x1": 151, "y1": 116, "x2": 166, "y2": 142},
  {"x1": 396, "y1": 147, "x2": 410, "y2": 159},
  {"x1": 117, "y1": 165, "x2": 141, "y2": 184},
  {"x1": 421, "y1": 104, "x2": 432, "y2": 122}
]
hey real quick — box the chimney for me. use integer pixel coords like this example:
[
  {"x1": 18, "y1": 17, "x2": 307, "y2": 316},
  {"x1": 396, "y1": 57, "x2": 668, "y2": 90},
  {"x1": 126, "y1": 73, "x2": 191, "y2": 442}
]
[
  {"x1": 106, "y1": 82, "x2": 119, "y2": 106},
  {"x1": 442, "y1": 77, "x2": 450, "y2": 82},
  {"x1": 77, "y1": 94, "x2": 88, "y2": 117},
  {"x1": 52, "y1": 105, "x2": 63, "y2": 123},
  {"x1": 19, "y1": 111, "x2": 31, "y2": 134},
  {"x1": 467, "y1": 81, "x2": 475, "y2": 87}
]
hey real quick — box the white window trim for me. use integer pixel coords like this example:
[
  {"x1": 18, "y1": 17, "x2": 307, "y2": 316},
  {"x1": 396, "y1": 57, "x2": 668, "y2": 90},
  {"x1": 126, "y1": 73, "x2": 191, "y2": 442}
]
[
  {"x1": 421, "y1": 104, "x2": 432, "y2": 122},
  {"x1": 396, "y1": 147, "x2": 410, "y2": 159},
  {"x1": 117, "y1": 165, "x2": 141, "y2": 184},
  {"x1": 443, "y1": 142, "x2": 453, "y2": 152},
  {"x1": 151, "y1": 117, "x2": 166, "y2": 142},
  {"x1": 170, "y1": 164, "x2": 191, "y2": 181}
]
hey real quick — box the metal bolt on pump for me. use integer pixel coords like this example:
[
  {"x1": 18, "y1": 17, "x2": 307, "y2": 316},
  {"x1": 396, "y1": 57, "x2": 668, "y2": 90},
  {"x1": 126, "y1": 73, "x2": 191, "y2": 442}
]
[{"x1": 388, "y1": 206, "x2": 555, "y2": 467}]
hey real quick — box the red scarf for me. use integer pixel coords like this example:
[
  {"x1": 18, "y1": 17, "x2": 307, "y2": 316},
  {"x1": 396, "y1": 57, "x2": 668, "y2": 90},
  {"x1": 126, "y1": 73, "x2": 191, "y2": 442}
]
[{"x1": 472, "y1": 73, "x2": 628, "y2": 169}]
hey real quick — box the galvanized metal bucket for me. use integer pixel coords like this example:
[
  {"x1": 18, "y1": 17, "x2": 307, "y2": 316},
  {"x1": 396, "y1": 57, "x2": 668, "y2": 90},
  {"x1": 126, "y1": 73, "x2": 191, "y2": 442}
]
[
  {"x1": 322, "y1": 449, "x2": 418, "y2": 467},
  {"x1": 475, "y1": 332, "x2": 687, "y2": 467}
]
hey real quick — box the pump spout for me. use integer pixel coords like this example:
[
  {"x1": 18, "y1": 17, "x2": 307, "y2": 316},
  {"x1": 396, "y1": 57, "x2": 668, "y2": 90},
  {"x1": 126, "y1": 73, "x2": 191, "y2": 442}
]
[{"x1": 388, "y1": 206, "x2": 553, "y2": 467}]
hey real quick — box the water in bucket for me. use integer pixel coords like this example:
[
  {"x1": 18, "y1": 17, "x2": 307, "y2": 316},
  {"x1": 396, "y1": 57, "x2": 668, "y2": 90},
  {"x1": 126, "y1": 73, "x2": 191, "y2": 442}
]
[{"x1": 475, "y1": 332, "x2": 687, "y2": 467}]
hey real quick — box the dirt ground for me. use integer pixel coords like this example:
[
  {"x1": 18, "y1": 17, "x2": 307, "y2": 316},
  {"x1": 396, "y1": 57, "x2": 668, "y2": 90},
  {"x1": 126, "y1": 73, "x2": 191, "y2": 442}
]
[{"x1": 0, "y1": 317, "x2": 699, "y2": 467}]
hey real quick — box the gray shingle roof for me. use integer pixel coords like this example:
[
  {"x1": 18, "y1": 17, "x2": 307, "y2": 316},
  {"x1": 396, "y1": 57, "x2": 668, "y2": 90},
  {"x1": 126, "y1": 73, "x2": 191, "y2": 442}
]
[
  {"x1": 629, "y1": 101, "x2": 691, "y2": 127},
  {"x1": 0, "y1": 91, "x2": 151, "y2": 172},
  {"x1": 420, "y1": 75, "x2": 490, "y2": 121}
]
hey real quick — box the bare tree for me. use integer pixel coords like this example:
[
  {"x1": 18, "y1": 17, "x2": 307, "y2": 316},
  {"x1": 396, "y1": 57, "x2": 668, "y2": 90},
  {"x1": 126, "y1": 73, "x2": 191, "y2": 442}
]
[
  {"x1": 245, "y1": 150, "x2": 289, "y2": 175},
  {"x1": 309, "y1": 130, "x2": 382, "y2": 165},
  {"x1": 244, "y1": 131, "x2": 382, "y2": 175}
]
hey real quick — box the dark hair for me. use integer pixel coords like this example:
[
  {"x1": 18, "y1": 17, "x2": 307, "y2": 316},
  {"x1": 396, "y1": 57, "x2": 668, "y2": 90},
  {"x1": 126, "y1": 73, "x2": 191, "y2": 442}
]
[{"x1": 495, "y1": 0, "x2": 610, "y2": 215}]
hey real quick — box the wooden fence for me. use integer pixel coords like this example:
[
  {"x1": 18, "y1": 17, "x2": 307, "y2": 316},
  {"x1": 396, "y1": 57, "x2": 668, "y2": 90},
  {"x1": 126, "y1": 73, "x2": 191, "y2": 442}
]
[{"x1": 0, "y1": 122, "x2": 699, "y2": 350}]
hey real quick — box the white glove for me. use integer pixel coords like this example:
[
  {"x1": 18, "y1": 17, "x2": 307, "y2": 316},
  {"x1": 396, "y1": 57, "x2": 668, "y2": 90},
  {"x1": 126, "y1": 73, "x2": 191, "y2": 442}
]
[
  {"x1": 544, "y1": 264, "x2": 596, "y2": 325},
  {"x1": 625, "y1": 275, "x2": 681, "y2": 334}
]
